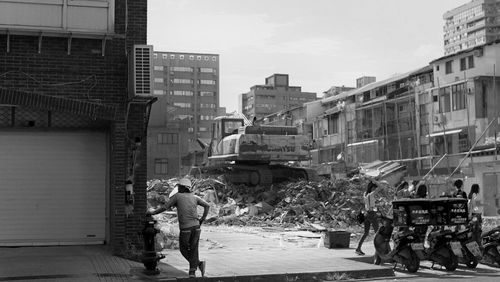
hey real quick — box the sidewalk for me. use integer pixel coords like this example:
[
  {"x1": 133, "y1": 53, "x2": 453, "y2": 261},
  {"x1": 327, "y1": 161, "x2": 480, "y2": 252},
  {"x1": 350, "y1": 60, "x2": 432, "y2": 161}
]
[
  {"x1": 149, "y1": 226, "x2": 394, "y2": 281},
  {"x1": 0, "y1": 227, "x2": 392, "y2": 282}
]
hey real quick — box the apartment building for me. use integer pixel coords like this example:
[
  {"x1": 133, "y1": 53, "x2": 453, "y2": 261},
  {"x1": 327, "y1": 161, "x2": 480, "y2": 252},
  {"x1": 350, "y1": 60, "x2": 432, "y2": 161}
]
[
  {"x1": 356, "y1": 76, "x2": 377, "y2": 88},
  {"x1": 148, "y1": 52, "x2": 219, "y2": 179},
  {"x1": 443, "y1": 0, "x2": 500, "y2": 55},
  {"x1": 240, "y1": 74, "x2": 317, "y2": 119}
]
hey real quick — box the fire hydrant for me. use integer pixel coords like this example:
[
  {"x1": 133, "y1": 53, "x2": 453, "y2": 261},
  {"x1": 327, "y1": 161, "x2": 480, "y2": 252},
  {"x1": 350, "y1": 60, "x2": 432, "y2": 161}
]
[{"x1": 140, "y1": 214, "x2": 165, "y2": 274}]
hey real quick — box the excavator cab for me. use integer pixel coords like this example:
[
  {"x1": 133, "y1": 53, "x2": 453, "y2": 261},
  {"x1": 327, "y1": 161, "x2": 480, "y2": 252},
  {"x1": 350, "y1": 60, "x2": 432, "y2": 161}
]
[{"x1": 212, "y1": 117, "x2": 245, "y2": 140}]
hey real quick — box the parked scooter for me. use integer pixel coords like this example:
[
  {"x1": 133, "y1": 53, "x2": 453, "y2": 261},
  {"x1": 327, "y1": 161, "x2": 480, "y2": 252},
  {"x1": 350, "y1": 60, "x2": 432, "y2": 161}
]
[
  {"x1": 416, "y1": 227, "x2": 459, "y2": 271},
  {"x1": 454, "y1": 220, "x2": 482, "y2": 268},
  {"x1": 373, "y1": 216, "x2": 421, "y2": 273},
  {"x1": 481, "y1": 226, "x2": 500, "y2": 267}
]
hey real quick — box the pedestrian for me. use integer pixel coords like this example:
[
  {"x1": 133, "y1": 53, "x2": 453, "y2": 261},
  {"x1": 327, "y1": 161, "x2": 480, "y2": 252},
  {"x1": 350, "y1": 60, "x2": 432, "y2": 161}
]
[
  {"x1": 452, "y1": 179, "x2": 467, "y2": 199},
  {"x1": 148, "y1": 178, "x2": 210, "y2": 278},
  {"x1": 468, "y1": 183, "x2": 483, "y2": 242},
  {"x1": 355, "y1": 178, "x2": 387, "y2": 256}
]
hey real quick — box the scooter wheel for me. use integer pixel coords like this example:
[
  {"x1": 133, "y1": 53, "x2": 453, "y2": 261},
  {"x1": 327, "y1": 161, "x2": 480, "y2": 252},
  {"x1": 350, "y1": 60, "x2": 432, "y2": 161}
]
[
  {"x1": 405, "y1": 250, "x2": 420, "y2": 273},
  {"x1": 464, "y1": 249, "x2": 479, "y2": 269},
  {"x1": 483, "y1": 245, "x2": 500, "y2": 267},
  {"x1": 443, "y1": 248, "x2": 458, "y2": 271}
]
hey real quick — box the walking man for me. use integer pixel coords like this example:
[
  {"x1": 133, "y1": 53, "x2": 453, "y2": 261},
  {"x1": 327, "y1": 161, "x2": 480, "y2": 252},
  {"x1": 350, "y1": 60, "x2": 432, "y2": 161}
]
[
  {"x1": 148, "y1": 178, "x2": 210, "y2": 278},
  {"x1": 355, "y1": 178, "x2": 388, "y2": 255}
]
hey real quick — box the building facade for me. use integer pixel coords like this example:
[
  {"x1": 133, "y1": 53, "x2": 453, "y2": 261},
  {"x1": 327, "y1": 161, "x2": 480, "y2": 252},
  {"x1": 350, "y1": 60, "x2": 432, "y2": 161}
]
[
  {"x1": 148, "y1": 51, "x2": 220, "y2": 179},
  {"x1": 443, "y1": 0, "x2": 500, "y2": 55},
  {"x1": 0, "y1": 0, "x2": 151, "y2": 254},
  {"x1": 240, "y1": 74, "x2": 317, "y2": 119},
  {"x1": 356, "y1": 76, "x2": 376, "y2": 88}
]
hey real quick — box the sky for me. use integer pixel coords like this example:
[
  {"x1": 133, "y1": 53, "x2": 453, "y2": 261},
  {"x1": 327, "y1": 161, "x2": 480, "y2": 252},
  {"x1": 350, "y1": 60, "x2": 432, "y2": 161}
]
[{"x1": 147, "y1": 0, "x2": 469, "y2": 113}]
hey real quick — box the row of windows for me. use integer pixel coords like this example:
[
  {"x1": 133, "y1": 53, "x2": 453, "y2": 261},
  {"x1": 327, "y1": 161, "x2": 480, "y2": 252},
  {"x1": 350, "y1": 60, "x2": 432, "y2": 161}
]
[
  {"x1": 172, "y1": 103, "x2": 217, "y2": 109},
  {"x1": 157, "y1": 133, "x2": 178, "y2": 144},
  {"x1": 155, "y1": 53, "x2": 218, "y2": 62},
  {"x1": 163, "y1": 79, "x2": 217, "y2": 85},
  {"x1": 153, "y1": 66, "x2": 217, "y2": 74},
  {"x1": 200, "y1": 115, "x2": 214, "y2": 120},
  {"x1": 152, "y1": 90, "x2": 216, "y2": 97},
  {"x1": 443, "y1": 55, "x2": 475, "y2": 74},
  {"x1": 436, "y1": 82, "x2": 467, "y2": 113}
]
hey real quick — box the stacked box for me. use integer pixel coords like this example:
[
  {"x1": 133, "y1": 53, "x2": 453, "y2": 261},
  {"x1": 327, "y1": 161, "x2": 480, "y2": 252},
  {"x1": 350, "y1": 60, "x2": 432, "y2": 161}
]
[
  {"x1": 430, "y1": 198, "x2": 468, "y2": 225},
  {"x1": 392, "y1": 199, "x2": 432, "y2": 227}
]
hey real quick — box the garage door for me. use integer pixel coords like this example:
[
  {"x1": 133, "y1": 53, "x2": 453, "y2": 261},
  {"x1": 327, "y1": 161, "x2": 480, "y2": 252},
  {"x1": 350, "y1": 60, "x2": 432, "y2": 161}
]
[{"x1": 0, "y1": 131, "x2": 107, "y2": 246}]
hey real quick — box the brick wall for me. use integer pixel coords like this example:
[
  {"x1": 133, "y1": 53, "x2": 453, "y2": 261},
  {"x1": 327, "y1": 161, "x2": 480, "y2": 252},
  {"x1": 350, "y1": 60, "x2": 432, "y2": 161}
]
[{"x1": 0, "y1": 0, "x2": 149, "y2": 254}]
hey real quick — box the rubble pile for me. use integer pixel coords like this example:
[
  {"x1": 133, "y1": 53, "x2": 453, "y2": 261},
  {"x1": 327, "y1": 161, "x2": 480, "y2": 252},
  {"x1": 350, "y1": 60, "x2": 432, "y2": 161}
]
[{"x1": 147, "y1": 176, "x2": 396, "y2": 230}]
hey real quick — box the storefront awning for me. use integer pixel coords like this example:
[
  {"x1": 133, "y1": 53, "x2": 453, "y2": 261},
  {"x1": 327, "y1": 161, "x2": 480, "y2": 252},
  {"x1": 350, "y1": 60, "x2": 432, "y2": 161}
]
[{"x1": 426, "y1": 129, "x2": 462, "y2": 138}]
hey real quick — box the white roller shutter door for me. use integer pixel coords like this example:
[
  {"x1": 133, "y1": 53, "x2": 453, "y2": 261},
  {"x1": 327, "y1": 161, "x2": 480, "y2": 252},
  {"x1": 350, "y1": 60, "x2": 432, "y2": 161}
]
[{"x1": 0, "y1": 131, "x2": 107, "y2": 246}]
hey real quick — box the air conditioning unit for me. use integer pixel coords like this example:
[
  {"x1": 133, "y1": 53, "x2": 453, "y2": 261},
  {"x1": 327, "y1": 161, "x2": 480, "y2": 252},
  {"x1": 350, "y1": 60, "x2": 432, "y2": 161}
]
[
  {"x1": 474, "y1": 49, "x2": 483, "y2": 57},
  {"x1": 433, "y1": 114, "x2": 446, "y2": 124},
  {"x1": 129, "y1": 45, "x2": 154, "y2": 97}
]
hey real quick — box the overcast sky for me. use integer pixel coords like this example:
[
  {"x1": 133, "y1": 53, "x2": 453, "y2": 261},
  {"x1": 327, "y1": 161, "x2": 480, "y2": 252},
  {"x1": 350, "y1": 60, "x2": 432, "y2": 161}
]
[{"x1": 147, "y1": 0, "x2": 468, "y2": 112}]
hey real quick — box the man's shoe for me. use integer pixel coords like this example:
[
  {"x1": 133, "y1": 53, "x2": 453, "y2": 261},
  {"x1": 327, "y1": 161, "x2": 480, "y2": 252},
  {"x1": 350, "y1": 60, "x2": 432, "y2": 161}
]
[
  {"x1": 188, "y1": 270, "x2": 196, "y2": 278},
  {"x1": 199, "y1": 260, "x2": 206, "y2": 277},
  {"x1": 355, "y1": 249, "x2": 365, "y2": 255}
]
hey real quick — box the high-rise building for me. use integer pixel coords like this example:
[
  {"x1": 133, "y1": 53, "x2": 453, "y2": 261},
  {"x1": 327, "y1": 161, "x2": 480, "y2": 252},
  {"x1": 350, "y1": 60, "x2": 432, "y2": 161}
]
[
  {"x1": 148, "y1": 51, "x2": 219, "y2": 178},
  {"x1": 240, "y1": 74, "x2": 317, "y2": 119},
  {"x1": 356, "y1": 76, "x2": 376, "y2": 88},
  {"x1": 443, "y1": 0, "x2": 500, "y2": 55}
]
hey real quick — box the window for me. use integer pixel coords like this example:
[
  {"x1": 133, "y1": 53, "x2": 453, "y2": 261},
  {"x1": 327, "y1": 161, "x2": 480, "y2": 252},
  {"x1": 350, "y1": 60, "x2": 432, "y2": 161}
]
[
  {"x1": 212, "y1": 56, "x2": 217, "y2": 61},
  {"x1": 199, "y1": 91, "x2": 215, "y2": 97},
  {"x1": 445, "y1": 60, "x2": 453, "y2": 74},
  {"x1": 458, "y1": 131, "x2": 469, "y2": 152},
  {"x1": 157, "y1": 133, "x2": 178, "y2": 144},
  {"x1": 171, "y1": 90, "x2": 193, "y2": 96},
  {"x1": 188, "y1": 127, "x2": 194, "y2": 133},
  {"x1": 200, "y1": 103, "x2": 216, "y2": 108},
  {"x1": 436, "y1": 65, "x2": 440, "y2": 71},
  {"x1": 162, "y1": 54, "x2": 168, "y2": 59},
  {"x1": 327, "y1": 113, "x2": 339, "y2": 134},
  {"x1": 154, "y1": 66, "x2": 164, "y2": 71},
  {"x1": 439, "y1": 87, "x2": 451, "y2": 113},
  {"x1": 154, "y1": 78, "x2": 164, "y2": 83},
  {"x1": 199, "y1": 79, "x2": 216, "y2": 85},
  {"x1": 189, "y1": 55, "x2": 194, "y2": 60},
  {"x1": 174, "y1": 115, "x2": 193, "y2": 120},
  {"x1": 468, "y1": 55, "x2": 474, "y2": 68},
  {"x1": 153, "y1": 90, "x2": 165, "y2": 95},
  {"x1": 199, "y1": 67, "x2": 215, "y2": 73},
  {"x1": 199, "y1": 127, "x2": 208, "y2": 132},
  {"x1": 173, "y1": 102, "x2": 192, "y2": 108},
  {"x1": 204, "y1": 56, "x2": 209, "y2": 61},
  {"x1": 170, "y1": 54, "x2": 175, "y2": 59},
  {"x1": 197, "y1": 56, "x2": 202, "y2": 60},
  {"x1": 179, "y1": 55, "x2": 184, "y2": 59},
  {"x1": 171, "y1": 78, "x2": 193, "y2": 84},
  {"x1": 200, "y1": 115, "x2": 214, "y2": 120},
  {"x1": 155, "y1": 159, "x2": 168, "y2": 174},
  {"x1": 153, "y1": 54, "x2": 158, "y2": 59},
  {"x1": 452, "y1": 83, "x2": 466, "y2": 111},
  {"x1": 169, "y1": 66, "x2": 193, "y2": 72},
  {"x1": 460, "y1": 58, "x2": 467, "y2": 71}
]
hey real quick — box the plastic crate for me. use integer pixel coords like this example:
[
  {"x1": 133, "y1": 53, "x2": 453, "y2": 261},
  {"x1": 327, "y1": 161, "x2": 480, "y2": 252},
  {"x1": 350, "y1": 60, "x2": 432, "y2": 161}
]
[{"x1": 324, "y1": 231, "x2": 351, "y2": 248}]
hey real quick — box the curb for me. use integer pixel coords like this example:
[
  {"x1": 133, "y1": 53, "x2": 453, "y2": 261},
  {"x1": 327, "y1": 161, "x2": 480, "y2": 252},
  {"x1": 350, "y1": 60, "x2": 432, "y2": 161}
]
[{"x1": 132, "y1": 267, "x2": 394, "y2": 282}]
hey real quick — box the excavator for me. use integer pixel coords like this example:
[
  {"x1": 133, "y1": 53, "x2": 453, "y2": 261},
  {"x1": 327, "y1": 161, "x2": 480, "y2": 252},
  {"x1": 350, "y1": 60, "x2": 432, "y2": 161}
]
[{"x1": 190, "y1": 115, "x2": 319, "y2": 186}]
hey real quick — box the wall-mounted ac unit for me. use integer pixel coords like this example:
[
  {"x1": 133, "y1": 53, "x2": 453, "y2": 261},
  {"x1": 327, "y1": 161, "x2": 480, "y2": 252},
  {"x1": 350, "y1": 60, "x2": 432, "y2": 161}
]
[
  {"x1": 129, "y1": 45, "x2": 154, "y2": 97},
  {"x1": 433, "y1": 114, "x2": 446, "y2": 124}
]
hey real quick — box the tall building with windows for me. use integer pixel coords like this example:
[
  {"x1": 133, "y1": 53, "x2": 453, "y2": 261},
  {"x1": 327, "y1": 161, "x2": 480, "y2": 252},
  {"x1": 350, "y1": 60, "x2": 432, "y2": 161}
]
[
  {"x1": 148, "y1": 51, "x2": 219, "y2": 179},
  {"x1": 240, "y1": 74, "x2": 317, "y2": 119},
  {"x1": 443, "y1": 0, "x2": 500, "y2": 55}
]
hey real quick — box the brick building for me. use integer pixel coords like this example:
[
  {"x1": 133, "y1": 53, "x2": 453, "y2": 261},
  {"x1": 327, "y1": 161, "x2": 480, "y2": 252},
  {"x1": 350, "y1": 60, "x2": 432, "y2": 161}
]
[{"x1": 0, "y1": 0, "x2": 152, "y2": 254}]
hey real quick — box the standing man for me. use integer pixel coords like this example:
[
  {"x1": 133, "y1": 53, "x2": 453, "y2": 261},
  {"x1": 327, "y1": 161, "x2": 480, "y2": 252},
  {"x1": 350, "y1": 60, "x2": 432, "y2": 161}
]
[
  {"x1": 148, "y1": 178, "x2": 210, "y2": 278},
  {"x1": 453, "y1": 179, "x2": 467, "y2": 199}
]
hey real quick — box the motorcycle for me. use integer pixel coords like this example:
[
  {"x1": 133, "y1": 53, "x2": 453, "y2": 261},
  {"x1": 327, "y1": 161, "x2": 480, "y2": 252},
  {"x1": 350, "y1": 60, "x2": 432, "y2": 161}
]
[
  {"x1": 416, "y1": 227, "x2": 459, "y2": 271},
  {"x1": 481, "y1": 226, "x2": 500, "y2": 267},
  {"x1": 373, "y1": 216, "x2": 421, "y2": 273},
  {"x1": 454, "y1": 222, "x2": 482, "y2": 268}
]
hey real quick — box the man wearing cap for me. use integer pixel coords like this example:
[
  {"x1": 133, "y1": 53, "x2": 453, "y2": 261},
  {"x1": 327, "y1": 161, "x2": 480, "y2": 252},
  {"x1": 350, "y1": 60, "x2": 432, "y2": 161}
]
[{"x1": 148, "y1": 178, "x2": 210, "y2": 278}]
